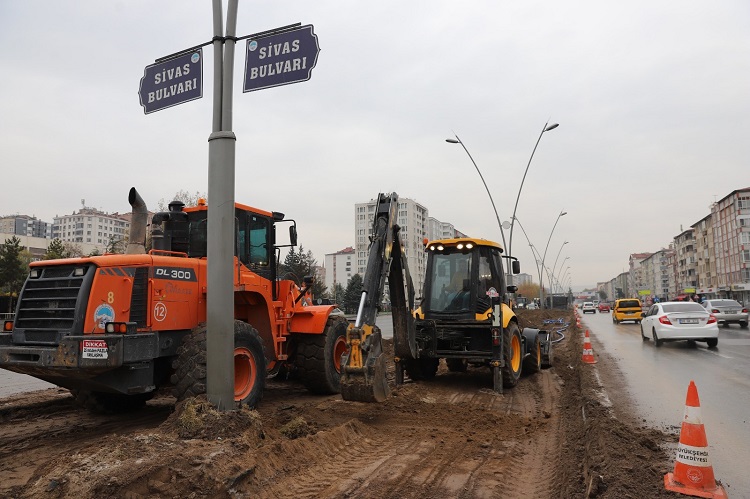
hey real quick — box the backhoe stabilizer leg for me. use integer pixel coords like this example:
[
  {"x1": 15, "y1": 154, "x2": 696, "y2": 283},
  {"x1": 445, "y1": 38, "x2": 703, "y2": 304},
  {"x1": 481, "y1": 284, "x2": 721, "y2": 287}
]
[{"x1": 341, "y1": 327, "x2": 390, "y2": 403}]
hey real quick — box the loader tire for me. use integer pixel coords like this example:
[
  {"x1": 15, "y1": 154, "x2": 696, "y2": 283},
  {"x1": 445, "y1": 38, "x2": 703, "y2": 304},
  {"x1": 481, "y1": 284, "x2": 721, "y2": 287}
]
[
  {"x1": 72, "y1": 389, "x2": 152, "y2": 414},
  {"x1": 502, "y1": 323, "x2": 523, "y2": 388},
  {"x1": 295, "y1": 315, "x2": 349, "y2": 394},
  {"x1": 405, "y1": 357, "x2": 439, "y2": 381},
  {"x1": 522, "y1": 330, "x2": 542, "y2": 375},
  {"x1": 171, "y1": 321, "x2": 267, "y2": 408}
]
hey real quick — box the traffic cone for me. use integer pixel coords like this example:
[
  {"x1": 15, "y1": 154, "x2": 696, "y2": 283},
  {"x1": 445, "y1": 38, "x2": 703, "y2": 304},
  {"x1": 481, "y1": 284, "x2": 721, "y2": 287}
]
[
  {"x1": 664, "y1": 381, "x2": 727, "y2": 498},
  {"x1": 582, "y1": 330, "x2": 596, "y2": 364}
]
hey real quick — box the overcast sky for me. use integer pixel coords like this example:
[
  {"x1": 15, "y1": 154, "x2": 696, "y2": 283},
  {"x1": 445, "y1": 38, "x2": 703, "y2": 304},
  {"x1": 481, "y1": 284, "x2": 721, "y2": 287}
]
[{"x1": 1, "y1": 1, "x2": 748, "y2": 289}]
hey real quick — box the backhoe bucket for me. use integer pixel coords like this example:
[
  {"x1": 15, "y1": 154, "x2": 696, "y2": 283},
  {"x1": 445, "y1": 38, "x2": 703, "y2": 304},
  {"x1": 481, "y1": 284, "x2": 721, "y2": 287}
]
[{"x1": 340, "y1": 326, "x2": 390, "y2": 403}]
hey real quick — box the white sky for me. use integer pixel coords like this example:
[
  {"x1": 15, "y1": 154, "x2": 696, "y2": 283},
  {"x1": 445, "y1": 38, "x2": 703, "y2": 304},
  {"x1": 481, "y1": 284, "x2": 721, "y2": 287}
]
[{"x1": 1, "y1": 1, "x2": 748, "y2": 289}]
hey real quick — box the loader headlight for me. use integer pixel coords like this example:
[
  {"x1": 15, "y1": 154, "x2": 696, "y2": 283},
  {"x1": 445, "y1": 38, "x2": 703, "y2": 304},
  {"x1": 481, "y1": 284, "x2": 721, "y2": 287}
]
[
  {"x1": 73, "y1": 267, "x2": 86, "y2": 277},
  {"x1": 29, "y1": 269, "x2": 40, "y2": 278}
]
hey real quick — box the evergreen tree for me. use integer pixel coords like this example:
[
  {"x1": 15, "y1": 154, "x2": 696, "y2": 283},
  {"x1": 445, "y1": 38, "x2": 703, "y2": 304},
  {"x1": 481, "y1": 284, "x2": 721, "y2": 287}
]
[
  {"x1": 44, "y1": 238, "x2": 71, "y2": 260},
  {"x1": 0, "y1": 236, "x2": 27, "y2": 313},
  {"x1": 343, "y1": 274, "x2": 363, "y2": 314},
  {"x1": 332, "y1": 283, "x2": 345, "y2": 307},
  {"x1": 280, "y1": 247, "x2": 321, "y2": 284}
]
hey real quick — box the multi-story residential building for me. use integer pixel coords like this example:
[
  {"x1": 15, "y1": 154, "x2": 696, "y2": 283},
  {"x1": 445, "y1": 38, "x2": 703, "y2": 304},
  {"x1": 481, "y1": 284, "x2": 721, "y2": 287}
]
[
  {"x1": 639, "y1": 248, "x2": 675, "y2": 304},
  {"x1": 514, "y1": 273, "x2": 533, "y2": 287},
  {"x1": 52, "y1": 206, "x2": 130, "y2": 252},
  {"x1": 355, "y1": 196, "x2": 429, "y2": 293},
  {"x1": 324, "y1": 247, "x2": 355, "y2": 296},
  {"x1": 692, "y1": 214, "x2": 717, "y2": 297},
  {"x1": 628, "y1": 252, "x2": 652, "y2": 298},
  {"x1": 711, "y1": 187, "x2": 750, "y2": 303},
  {"x1": 0, "y1": 215, "x2": 52, "y2": 238},
  {"x1": 673, "y1": 228, "x2": 697, "y2": 295}
]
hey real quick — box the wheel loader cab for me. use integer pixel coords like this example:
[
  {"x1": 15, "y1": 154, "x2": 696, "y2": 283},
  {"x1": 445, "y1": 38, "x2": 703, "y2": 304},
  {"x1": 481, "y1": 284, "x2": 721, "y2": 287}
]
[
  {"x1": 423, "y1": 239, "x2": 506, "y2": 320},
  {"x1": 152, "y1": 201, "x2": 281, "y2": 280}
]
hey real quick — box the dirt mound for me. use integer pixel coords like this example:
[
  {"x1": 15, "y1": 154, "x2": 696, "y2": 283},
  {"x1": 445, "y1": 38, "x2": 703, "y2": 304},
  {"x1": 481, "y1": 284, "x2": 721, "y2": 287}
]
[{"x1": 161, "y1": 396, "x2": 264, "y2": 440}]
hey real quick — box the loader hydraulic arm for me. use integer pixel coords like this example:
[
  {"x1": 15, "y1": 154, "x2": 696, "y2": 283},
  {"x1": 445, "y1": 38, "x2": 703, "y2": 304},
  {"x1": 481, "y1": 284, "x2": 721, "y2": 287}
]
[{"x1": 340, "y1": 192, "x2": 415, "y2": 403}]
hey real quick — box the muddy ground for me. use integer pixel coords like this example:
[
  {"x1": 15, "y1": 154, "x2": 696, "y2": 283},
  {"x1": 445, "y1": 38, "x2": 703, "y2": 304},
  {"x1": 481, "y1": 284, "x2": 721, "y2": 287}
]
[{"x1": 0, "y1": 310, "x2": 681, "y2": 498}]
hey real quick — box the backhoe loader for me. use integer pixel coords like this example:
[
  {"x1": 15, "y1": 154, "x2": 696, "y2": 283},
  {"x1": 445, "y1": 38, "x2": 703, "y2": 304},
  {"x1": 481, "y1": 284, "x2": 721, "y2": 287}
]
[{"x1": 340, "y1": 192, "x2": 552, "y2": 402}]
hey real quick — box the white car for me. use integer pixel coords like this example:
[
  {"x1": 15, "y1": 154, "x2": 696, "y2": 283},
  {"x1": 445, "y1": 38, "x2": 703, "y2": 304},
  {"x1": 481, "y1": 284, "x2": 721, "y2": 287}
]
[
  {"x1": 581, "y1": 302, "x2": 596, "y2": 314},
  {"x1": 702, "y1": 299, "x2": 749, "y2": 328},
  {"x1": 640, "y1": 301, "x2": 719, "y2": 348}
]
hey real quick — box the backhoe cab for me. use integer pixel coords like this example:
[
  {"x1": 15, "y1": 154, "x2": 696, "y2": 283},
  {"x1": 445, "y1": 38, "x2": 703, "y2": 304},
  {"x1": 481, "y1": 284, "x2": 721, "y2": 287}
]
[{"x1": 340, "y1": 192, "x2": 552, "y2": 402}]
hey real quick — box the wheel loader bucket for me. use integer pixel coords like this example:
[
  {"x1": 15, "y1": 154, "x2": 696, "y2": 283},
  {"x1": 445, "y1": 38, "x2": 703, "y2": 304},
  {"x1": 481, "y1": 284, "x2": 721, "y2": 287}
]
[{"x1": 340, "y1": 325, "x2": 390, "y2": 403}]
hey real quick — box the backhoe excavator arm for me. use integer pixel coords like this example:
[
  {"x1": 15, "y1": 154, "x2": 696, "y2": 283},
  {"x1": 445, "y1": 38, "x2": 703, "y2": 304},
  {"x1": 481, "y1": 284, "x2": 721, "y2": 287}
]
[{"x1": 340, "y1": 192, "x2": 416, "y2": 402}]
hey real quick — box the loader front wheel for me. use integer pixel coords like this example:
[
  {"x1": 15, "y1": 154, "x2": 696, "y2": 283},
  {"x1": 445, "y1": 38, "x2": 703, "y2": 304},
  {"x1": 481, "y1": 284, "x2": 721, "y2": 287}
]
[
  {"x1": 171, "y1": 321, "x2": 267, "y2": 408},
  {"x1": 502, "y1": 323, "x2": 523, "y2": 388},
  {"x1": 405, "y1": 357, "x2": 439, "y2": 380},
  {"x1": 296, "y1": 315, "x2": 349, "y2": 394}
]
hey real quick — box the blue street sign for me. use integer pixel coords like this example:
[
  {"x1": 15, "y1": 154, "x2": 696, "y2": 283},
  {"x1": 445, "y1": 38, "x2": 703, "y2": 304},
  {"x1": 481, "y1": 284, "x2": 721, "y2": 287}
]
[
  {"x1": 139, "y1": 49, "x2": 203, "y2": 114},
  {"x1": 243, "y1": 25, "x2": 320, "y2": 92}
]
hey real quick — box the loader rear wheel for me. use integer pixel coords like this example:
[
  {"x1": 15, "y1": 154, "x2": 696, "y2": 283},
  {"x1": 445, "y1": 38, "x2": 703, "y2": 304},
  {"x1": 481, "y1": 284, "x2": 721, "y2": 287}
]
[
  {"x1": 171, "y1": 321, "x2": 267, "y2": 408},
  {"x1": 502, "y1": 323, "x2": 523, "y2": 388},
  {"x1": 295, "y1": 315, "x2": 349, "y2": 394},
  {"x1": 405, "y1": 357, "x2": 439, "y2": 380},
  {"x1": 522, "y1": 331, "x2": 542, "y2": 374},
  {"x1": 72, "y1": 390, "x2": 152, "y2": 414}
]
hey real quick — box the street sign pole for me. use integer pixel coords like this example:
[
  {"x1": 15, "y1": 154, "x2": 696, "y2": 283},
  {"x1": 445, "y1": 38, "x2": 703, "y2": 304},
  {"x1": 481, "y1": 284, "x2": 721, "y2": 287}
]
[{"x1": 206, "y1": 0, "x2": 239, "y2": 412}]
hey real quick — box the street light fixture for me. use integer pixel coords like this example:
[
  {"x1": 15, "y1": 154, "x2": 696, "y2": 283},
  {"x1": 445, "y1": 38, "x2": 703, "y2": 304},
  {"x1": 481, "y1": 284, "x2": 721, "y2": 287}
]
[
  {"x1": 539, "y1": 210, "x2": 567, "y2": 308},
  {"x1": 508, "y1": 122, "x2": 559, "y2": 265},
  {"x1": 446, "y1": 134, "x2": 507, "y2": 250}
]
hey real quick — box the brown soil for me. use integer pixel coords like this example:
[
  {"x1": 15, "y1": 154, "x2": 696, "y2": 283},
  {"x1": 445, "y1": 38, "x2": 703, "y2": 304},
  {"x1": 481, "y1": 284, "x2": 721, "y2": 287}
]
[{"x1": 0, "y1": 310, "x2": 678, "y2": 498}]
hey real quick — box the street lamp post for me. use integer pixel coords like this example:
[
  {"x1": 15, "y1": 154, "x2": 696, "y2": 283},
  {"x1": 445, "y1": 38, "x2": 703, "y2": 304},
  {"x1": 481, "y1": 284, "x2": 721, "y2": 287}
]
[
  {"x1": 550, "y1": 241, "x2": 569, "y2": 291},
  {"x1": 539, "y1": 210, "x2": 567, "y2": 308},
  {"x1": 446, "y1": 134, "x2": 507, "y2": 250},
  {"x1": 510, "y1": 215, "x2": 544, "y2": 297},
  {"x1": 507, "y1": 122, "x2": 559, "y2": 266},
  {"x1": 552, "y1": 258, "x2": 570, "y2": 294}
]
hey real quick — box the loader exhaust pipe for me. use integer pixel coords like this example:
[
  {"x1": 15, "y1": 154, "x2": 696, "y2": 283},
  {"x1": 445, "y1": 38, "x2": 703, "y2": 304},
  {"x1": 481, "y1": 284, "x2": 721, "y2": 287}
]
[{"x1": 126, "y1": 187, "x2": 148, "y2": 255}]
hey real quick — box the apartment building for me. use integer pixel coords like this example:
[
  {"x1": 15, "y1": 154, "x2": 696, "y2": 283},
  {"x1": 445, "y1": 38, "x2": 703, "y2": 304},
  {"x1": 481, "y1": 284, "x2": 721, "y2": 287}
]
[
  {"x1": 355, "y1": 196, "x2": 429, "y2": 293},
  {"x1": 692, "y1": 214, "x2": 717, "y2": 296},
  {"x1": 0, "y1": 215, "x2": 52, "y2": 238},
  {"x1": 628, "y1": 252, "x2": 652, "y2": 298},
  {"x1": 673, "y1": 228, "x2": 697, "y2": 295},
  {"x1": 324, "y1": 246, "x2": 355, "y2": 294},
  {"x1": 711, "y1": 187, "x2": 750, "y2": 303},
  {"x1": 52, "y1": 206, "x2": 130, "y2": 252}
]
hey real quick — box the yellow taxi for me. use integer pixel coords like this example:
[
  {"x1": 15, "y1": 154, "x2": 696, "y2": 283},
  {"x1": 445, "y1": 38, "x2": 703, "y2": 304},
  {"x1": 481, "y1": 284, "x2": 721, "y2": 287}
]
[{"x1": 612, "y1": 298, "x2": 643, "y2": 324}]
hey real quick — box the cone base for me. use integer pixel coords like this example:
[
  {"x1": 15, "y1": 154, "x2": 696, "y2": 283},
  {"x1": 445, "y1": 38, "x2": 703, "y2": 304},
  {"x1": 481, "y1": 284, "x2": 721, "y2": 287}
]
[
  {"x1": 582, "y1": 358, "x2": 597, "y2": 364},
  {"x1": 664, "y1": 473, "x2": 727, "y2": 499}
]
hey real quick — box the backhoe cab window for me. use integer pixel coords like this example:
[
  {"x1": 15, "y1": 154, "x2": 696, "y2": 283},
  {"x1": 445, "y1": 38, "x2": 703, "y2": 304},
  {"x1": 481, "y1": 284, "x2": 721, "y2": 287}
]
[{"x1": 429, "y1": 251, "x2": 472, "y2": 313}]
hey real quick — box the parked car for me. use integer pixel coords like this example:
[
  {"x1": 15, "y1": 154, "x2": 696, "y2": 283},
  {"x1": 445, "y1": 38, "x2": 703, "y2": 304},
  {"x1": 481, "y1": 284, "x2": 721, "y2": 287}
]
[
  {"x1": 612, "y1": 298, "x2": 643, "y2": 324},
  {"x1": 702, "y1": 299, "x2": 749, "y2": 328},
  {"x1": 582, "y1": 302, "x2": 596, "y2": 314},
  {"x1": 598, "y1": 302, "x2": 610, "y2": 313},
  {"x1": 640, "y1": 301, "x2": 719, "y2": 347}
]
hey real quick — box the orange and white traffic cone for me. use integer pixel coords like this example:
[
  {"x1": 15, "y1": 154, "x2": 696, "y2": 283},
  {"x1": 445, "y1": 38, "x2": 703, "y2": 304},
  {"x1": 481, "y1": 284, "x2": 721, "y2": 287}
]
[
  {"x1": 664, "y1": 381, "x2": 727, "y2": 498},
  {"x1": 582, "y1": 330, "x2": 596, "y2": 364}
]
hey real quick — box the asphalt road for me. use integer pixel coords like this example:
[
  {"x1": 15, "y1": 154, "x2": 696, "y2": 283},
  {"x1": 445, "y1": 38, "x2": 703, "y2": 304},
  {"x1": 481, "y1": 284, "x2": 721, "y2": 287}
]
[
  {"x1": 0, "y1": 368, "x2": 54, "y2": 398},
  {"x1": 580, "y1": 309, "x2": 750, "y2": 494}
]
